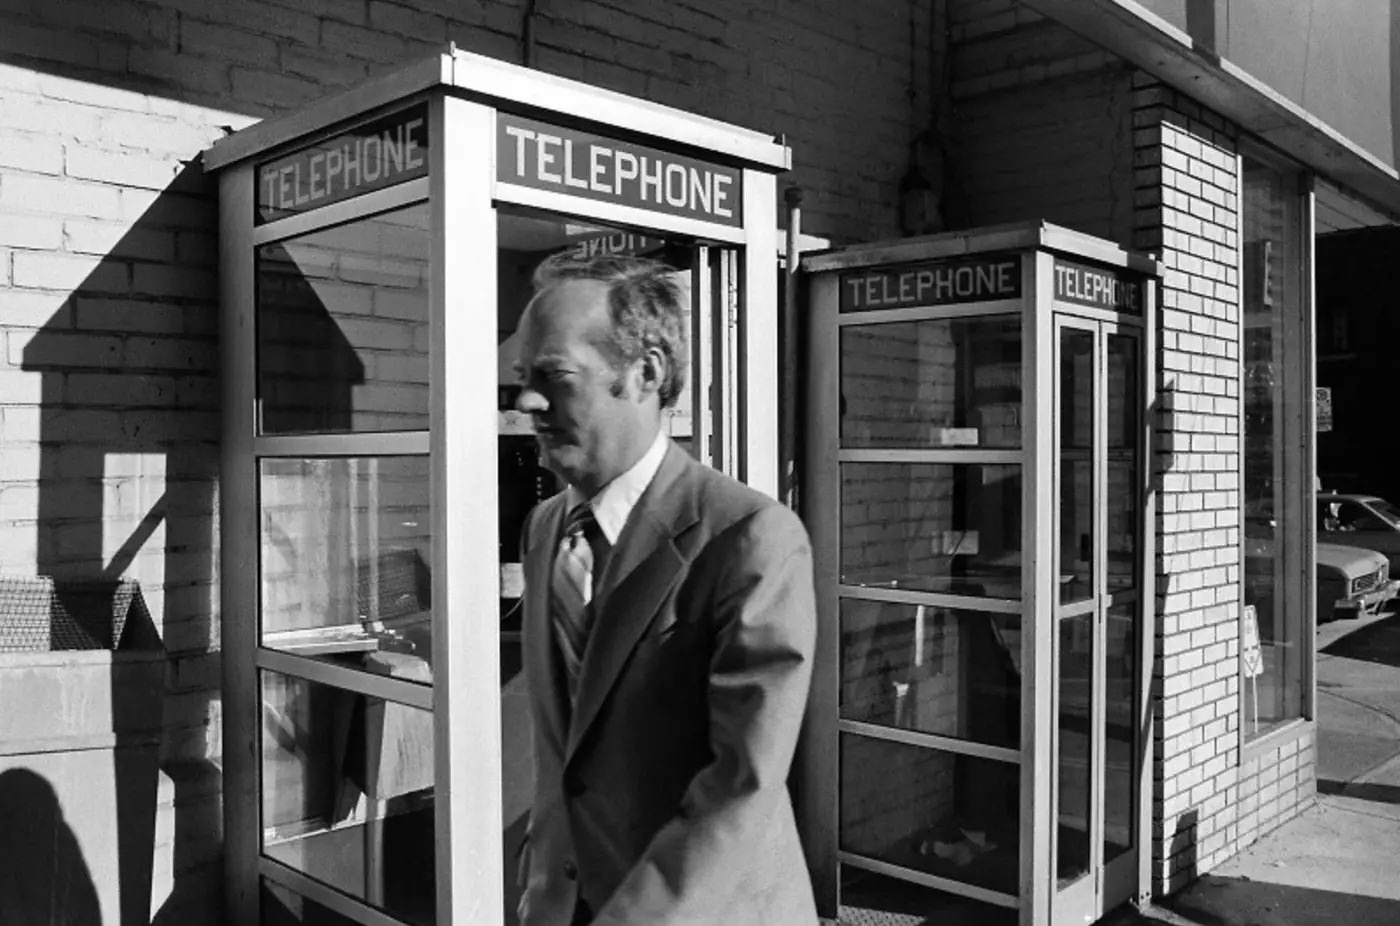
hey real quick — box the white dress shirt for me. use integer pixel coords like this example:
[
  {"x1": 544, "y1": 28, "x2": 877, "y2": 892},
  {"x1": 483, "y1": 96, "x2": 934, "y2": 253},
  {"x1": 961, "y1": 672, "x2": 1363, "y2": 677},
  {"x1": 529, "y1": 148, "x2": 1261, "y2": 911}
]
[{"x1": 564, "y1": 428, "x2": 669, "y2": 546}]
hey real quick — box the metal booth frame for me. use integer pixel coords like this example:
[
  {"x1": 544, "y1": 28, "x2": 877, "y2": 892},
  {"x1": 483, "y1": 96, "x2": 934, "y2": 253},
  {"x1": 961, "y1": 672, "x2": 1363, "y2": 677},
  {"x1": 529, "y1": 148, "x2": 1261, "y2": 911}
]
[
  {"x1": 205, "y1": 47, "x2": 788, "y2": 926},
  {"x1": 800, "y1": 222, "x2": 1160, "y2": 926}
]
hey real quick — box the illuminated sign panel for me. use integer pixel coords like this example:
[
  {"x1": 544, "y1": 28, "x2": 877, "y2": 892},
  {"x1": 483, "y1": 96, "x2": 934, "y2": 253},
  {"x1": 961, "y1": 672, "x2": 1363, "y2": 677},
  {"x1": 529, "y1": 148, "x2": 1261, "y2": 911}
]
[
  {"x1": 839, "y1": 255, "x2": 1021, "y2": 312},
  {"x1": 1053, "y1": 256, "x2": 1143, "y2": 314},
  {"x1": 256, "y1": 105, "x2": 428, "y2": 223},
  {"x1": 496, "y1": 113, "x2": 743, "y2": 227}
]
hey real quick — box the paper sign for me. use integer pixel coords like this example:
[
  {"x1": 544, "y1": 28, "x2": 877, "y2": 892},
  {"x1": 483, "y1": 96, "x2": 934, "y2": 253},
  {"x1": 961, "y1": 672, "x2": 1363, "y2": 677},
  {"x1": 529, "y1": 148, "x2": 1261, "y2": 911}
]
[
  {"x1": 1241, "y1": 605, "x2": 1263, "y2": 678},
  {"x1": 1316, "y1": 387, "x2": 1333, "y2": 433}
]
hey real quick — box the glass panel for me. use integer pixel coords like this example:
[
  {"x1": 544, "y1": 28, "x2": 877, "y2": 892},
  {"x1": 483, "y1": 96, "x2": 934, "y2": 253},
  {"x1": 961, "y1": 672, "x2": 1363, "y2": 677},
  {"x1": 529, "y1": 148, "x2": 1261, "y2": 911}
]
[
  {"x1": 840, "y1": 867, "x2": 1018, "y2": 926},
  {"x1": 841, "y1": 463, "x2": 1022, "y2": 598},
  {"x1": 840, "y1": 599, "x2": 1020, "y2": 749},
  {"x1": 260, "y1": 457, "x2": 432, "y2": 681},
  {"x1": 261, "y1": 672, "x2": 434, "y2": 925},
  {"x1": 1059, "y1": 328, "x2": 1094, "y2": 603},
  {"x1": 262, "y1": 880, "x2": 360, "y2": 926},
  {"x1": 840, "y1": 734, "x2": 1019, "y2": 895},
  {"x1": 1056, "y1": 614, "x2": 1093, "y2": 888},
  {"x1": 1103, "y1": 603, "x2": 1136, "y2": 866},
  {"x1": 1242, "y1": 156, "x2": 1306, "y2": 735},
  {"x1": 1106, "y1": 335, "x2": 1138, "y2": 592},
  {"x1": 840, "y1": 315, "x2": 1021, "y2": 448},
  {"x1": 258, "y1": 204, "x2": 430, "y2": 434}
]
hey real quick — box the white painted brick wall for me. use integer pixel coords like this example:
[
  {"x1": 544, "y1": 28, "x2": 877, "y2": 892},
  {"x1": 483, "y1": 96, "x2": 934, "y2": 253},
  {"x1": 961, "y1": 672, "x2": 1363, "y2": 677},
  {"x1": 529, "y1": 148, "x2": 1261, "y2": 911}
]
[{"x1": 1128, "y1": 75, "x2": 1315, "y2": 895}]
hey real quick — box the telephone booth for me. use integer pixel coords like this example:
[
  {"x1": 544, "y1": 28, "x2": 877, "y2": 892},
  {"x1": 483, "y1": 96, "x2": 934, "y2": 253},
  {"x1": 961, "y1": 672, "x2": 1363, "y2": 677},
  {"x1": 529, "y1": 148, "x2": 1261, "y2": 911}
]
[
  {"x1": 800, "y1": 223, "x2": 1160, "y2": 926},
  {"x1": 203, "y1": 48, "x2": 787, "y2": 925}
]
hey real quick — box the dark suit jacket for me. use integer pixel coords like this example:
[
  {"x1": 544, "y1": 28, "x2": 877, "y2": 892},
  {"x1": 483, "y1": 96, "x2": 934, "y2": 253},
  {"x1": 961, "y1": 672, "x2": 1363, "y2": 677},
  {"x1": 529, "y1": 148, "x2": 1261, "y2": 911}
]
[{"x1": 517, "y1": 440, "x2": 818, "y2": 925}]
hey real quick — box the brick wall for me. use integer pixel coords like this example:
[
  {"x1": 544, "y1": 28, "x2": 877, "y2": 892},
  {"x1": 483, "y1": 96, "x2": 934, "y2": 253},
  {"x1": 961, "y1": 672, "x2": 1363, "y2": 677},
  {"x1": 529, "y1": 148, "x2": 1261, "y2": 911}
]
[
  {"x1": 0, "y1": 1, "x2": 936, "y2": 920},
  {"x1": 1236, "y1": 732, "x2": 1316, "y2": 851},
  {"x1": 947, "y1": 0, "x2": 1135, "y2": 245},
  {"x1": 1131, "y1": 76, "x2": 1248, "y2": 893}
]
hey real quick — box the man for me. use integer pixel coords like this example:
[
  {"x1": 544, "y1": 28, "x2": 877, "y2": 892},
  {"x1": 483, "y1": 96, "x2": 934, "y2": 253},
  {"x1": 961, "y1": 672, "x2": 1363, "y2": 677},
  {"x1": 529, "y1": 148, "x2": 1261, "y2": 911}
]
[{"x1": 512, "y1": 252, "x2": 817, "y2": 926}]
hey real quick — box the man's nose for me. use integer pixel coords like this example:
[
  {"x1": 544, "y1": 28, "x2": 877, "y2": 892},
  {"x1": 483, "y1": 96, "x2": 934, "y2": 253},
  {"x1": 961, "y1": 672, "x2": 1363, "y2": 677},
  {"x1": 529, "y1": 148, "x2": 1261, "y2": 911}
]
[{"x1": 516, "y1": 386, "x2": 547, "y2": 414}]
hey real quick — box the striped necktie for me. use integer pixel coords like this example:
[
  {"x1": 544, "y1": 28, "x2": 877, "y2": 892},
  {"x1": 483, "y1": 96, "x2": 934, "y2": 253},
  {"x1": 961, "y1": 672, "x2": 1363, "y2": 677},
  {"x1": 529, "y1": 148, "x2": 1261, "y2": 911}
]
[{"x1": 552, "y1": 503, "x2": 601, "y2": 703}]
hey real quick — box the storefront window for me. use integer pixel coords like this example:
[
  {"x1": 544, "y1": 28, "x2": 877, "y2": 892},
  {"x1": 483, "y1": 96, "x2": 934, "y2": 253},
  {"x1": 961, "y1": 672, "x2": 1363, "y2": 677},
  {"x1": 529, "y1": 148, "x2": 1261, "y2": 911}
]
[{"x1": 1241, "y1": 155, "x2": 1309, "y2": 737}]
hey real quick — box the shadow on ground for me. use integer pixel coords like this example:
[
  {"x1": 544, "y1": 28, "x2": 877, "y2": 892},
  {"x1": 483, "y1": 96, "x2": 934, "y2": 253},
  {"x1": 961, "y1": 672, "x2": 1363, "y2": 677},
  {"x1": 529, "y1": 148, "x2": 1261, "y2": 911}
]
[
  {"x1": 1321, "y1": 611, "x2": 1400, "y2": 668},
  {"x1": 1317, "y1": 778, "x2": 1400, "y2": 805},
  {"x1": 1100, "y1": 876, "x2": 1400, "y2": 926}
]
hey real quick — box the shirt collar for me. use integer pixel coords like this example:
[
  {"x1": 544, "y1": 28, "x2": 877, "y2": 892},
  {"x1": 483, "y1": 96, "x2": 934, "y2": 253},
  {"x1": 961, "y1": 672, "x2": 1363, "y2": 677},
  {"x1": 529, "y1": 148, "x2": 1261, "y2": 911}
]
[{"x1": 565, "y1": 429, "x2": 669, "y2": 545}]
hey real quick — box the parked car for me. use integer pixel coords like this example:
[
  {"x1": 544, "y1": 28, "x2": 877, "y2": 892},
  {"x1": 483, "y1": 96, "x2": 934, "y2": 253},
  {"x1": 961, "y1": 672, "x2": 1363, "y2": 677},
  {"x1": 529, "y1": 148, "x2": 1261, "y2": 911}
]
[
  {"x1": 1317, "y1": 492, "x2": 1400, "y2": 575},
  {"x1": 1315, "y1": 543, "x2": 1394, "y2": 621},
  {"x1": 1245, "y1": 514, "x2": 1396, "y2": 623}
]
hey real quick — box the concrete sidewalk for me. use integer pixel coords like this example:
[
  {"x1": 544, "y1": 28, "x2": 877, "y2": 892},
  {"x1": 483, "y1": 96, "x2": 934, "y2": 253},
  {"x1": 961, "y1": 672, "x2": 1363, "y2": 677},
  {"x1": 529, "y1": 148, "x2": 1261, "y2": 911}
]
[{"x1": 1105, "y1": 791, "x2": 1400, "y2": 926}]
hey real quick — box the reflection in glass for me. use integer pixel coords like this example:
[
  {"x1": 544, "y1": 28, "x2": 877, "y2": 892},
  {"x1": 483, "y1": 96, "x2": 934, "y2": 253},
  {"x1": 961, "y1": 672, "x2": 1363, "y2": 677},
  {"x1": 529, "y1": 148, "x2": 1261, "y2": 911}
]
[
  {"x1": 1104, "y1": 603, "x2": 1137, "y2": 866},
  {"x1": 1242, "y1": 157, "x2": 1305, "y2": 734},
  {"x1": 1056, "y1": 615, "x2": 1093, "y2": 887},
  {"x1": 1107, "y1": 335, "x2": 1138, "y2": 592},
  {"x1": 841, "y1": 464, "x2": 1022, "y2": 598},
  {"x1": 840, "y1": 316, "x2": 1021, "y2": 448},
  {"x1": 260, "y1": 457, "x2": 432, "y2": 679},
  {"x1": 841, "y1": 735, "x2": 1019, "y2": 895},
  {"x1": 261, "y1": 672, "x2": 434, "y2": 925},
  {"x1": 262, "y1": 880, "x2": 361, "y2": 926},
  {"x1": 257, "y1": 204, "x2": 431, "y2": 434},
  {"x1": 1060, "y1": 329, "x2": 1094, "y2": 603},
  {"x1": 840, "y1": 600, "x2": 1020, "y2": 748}
]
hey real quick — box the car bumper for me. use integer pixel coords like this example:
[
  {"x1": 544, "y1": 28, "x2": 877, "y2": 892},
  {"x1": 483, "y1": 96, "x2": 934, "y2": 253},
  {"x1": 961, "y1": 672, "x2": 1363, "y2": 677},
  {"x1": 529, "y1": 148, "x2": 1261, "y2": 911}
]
[{"x1": 1331, "y1": 579, "x2": 1400, "y2": 618}]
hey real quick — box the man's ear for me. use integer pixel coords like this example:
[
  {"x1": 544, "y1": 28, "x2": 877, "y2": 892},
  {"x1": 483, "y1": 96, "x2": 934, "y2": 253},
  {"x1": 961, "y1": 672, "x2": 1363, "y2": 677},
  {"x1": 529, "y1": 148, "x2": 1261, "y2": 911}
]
[{"x1": 637, "y1": 347, "x2": 668, "y2": 399}]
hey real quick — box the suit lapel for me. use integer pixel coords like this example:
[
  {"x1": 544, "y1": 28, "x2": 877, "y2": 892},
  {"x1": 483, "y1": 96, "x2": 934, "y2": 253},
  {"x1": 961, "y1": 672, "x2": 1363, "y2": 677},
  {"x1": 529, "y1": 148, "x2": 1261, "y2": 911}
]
[
  {"x1": 523, "y1": 494, "x2": 569, "y2": 753},
  {"x1": 566, "y1": 443, "x2": 700, "y2": 761}
]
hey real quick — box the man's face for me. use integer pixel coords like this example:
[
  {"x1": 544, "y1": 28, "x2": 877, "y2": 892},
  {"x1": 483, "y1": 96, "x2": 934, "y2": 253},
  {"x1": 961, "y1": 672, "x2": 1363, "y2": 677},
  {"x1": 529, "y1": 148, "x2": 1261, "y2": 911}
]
[{"x1": 513, "y1": 278, "x2": 650, "y2": 494}]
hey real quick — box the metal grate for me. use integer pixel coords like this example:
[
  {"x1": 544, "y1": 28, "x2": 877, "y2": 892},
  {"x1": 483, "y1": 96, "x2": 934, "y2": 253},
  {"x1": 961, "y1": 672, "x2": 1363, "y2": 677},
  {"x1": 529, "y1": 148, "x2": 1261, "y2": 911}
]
[{"x1": 0, "y1": 576, "x2": 152, "y2": 653}]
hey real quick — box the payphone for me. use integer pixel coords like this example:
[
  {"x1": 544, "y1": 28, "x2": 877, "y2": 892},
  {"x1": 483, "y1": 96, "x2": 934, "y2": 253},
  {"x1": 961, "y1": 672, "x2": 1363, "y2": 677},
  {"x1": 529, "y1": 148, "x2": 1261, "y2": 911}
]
[
  {"x1": 800, "y1": 223, "x2": 1159, "y2": 926},
  {"x1": 205, "y1": 48, "x2": 786, "y2": 926}
]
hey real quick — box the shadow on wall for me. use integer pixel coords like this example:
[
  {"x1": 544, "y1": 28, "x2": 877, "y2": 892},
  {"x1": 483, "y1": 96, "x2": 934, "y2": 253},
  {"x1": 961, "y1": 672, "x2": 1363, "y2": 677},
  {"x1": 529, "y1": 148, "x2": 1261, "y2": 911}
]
[
  {"x1": 1152, "y1": 381, "x2": 1200, "y2": 896},
  {"x1": 1166, "y1": 808, "x2": 1199, "y2": 892},
  {"x1": 18, "y1": 162, "x2": 223, "y2": 922},
  {"x1": 0, "y1": 768, "x2": 102, "y2": 924}
]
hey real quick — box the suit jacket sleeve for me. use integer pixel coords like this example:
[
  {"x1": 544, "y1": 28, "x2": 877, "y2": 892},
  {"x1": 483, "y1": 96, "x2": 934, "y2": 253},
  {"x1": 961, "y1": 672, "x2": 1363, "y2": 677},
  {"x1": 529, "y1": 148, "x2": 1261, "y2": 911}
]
[{"x1": 591, "y1": 503, "x2": 816, "y2": 924}]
